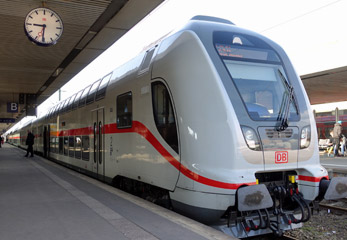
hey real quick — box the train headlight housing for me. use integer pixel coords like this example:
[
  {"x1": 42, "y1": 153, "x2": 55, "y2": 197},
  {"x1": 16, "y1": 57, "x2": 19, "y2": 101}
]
[
  {"x1": 241, "y1": 126, "x2": 261, "y2": 151},
  {"x1": 300, "y1": 126, "x2": 311, "y2": 149}
]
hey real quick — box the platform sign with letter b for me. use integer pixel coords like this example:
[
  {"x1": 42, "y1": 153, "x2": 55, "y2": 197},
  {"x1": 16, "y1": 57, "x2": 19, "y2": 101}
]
[{"x1": 7, "y1": 102, "x2": 18, "y2": 113}]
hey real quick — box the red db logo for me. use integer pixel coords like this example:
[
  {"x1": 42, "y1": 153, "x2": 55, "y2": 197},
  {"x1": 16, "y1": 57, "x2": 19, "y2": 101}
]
[{"x1": 275, "y1": 151, "x2": 288, "y2": 164}]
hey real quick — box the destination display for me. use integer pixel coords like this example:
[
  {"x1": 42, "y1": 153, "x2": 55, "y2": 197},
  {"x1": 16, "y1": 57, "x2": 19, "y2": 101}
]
[{"x1": 215, "y1": 44, "x2": 278, "y2": 62}]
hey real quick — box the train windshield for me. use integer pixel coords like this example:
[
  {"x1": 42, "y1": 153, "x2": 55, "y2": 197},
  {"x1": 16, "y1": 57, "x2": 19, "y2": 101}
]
[{"x1": 214, "y1": 32, "x2": 299, "y2": 121}]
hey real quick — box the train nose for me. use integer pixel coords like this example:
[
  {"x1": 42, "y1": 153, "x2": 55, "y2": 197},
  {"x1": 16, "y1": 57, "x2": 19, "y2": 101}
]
[{"x1": 320, "y1": 177, "x2": 347, "y2": 200}]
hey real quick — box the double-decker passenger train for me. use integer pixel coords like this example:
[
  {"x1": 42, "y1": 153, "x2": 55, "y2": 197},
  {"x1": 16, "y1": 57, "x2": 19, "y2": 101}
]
[{"x1": 7, "y1": 16, "x2": 347, "y2": 238}]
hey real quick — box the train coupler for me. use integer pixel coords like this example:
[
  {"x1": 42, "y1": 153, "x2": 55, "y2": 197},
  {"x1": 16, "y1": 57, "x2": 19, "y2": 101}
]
[{"x1": 235, "y1": 184, "x2": 273, "y2": 234}]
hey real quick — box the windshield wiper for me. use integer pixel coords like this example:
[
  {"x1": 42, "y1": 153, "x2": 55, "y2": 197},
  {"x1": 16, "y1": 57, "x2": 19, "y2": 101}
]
[{"x1": 276, "y1": 69, "x2": 298, "y2": 131}]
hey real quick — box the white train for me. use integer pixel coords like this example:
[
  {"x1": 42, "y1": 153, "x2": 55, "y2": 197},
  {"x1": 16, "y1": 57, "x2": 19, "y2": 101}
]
[{"x1": 7, "y1": 16, "x2": 347, "y2": 238}]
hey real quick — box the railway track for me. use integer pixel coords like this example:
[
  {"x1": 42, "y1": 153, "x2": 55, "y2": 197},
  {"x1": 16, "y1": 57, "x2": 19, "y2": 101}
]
[{"x1": 319, "y1": 198, "x2": 347, "y2": 214}]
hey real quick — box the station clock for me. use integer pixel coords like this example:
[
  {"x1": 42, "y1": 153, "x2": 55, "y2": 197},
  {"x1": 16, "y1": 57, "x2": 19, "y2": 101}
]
[{"x1": 24, "y1": 7, "x2": 63, "y2": 46}]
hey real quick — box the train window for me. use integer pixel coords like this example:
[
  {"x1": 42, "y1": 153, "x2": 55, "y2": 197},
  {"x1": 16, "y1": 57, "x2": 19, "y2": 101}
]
[
  {"x1": 59, "y1": 137, "x2": 64, "y2": 154},
  {"x1": 50, "y1": 137, "x2": 55, "y2": 153},
  {"x1": 214, "y1": 32, "x2": 300, "y2": 122},
  {"x1": 214, "y1": 31, "x2": 280, "y2": 62},
  {"x1": 79, "y1": 85, "x2": 92, "y2": 107},
  {"x1": 72, "y1": 90, "x2": 83, "y2": 110},
  {"x1": 68, "y1": 136, "x2": 74, "y2": 157},
  {"x1": 325, "y1": 128, "x2": 334, "y2": 139},
  {"x1": 64, "y1": 96, "x2": 73, "y2": 112},
  {"x1": 47, "y1": 108, "x2": 53, "y2": 119},
  {"x1": 82, "y1": 136, "x2": 90, "y2": 160},
  {"x1": 152, "y1": 82, "x2": 179, "y2": 153},
  {"x1": 53, "y1": 137, "x2": 58, "y2": 153},
  {"x1": 117, "y1": 92, "x2": 132, "y2": 128},
  {"x1": 58, "y1": 100, "x2": 67, "y2": 114},
  {"x1": 63, "y1": 137, "x2": 68, "y2": 156},
  {"x1": 86, "y1": 80, "x2": 101, "y2": 105},
  {"x1": 66, "y1": 93, "x2": 77, "y2": 112},
  {"x1": 223, "y1": 60, "x2": 299, "y2": 121},
  {"x1": 96, "y1": 73, "x2": 111, "y2": 100},
  {"x1": 55, "y1": 137, "x2": 59, "y2": 153},
  {"x1": 50, "y1": 107, "x2": 55, "y2": 118},
  {"x1": 138, "y1": 48, "x2": 155, "y2": 75},
  {"x1": 62, "y1": 97, "x2": 71, "y2": 113},
  {"x1": 51, "y1": 105, "x2": 58, "y2": 118},
  {"x1": 75, "y1": 136, "x2": 82, "y2": 159},
  {"x1": 53, "y1": 103, "x2": 61, "y2": 117}
]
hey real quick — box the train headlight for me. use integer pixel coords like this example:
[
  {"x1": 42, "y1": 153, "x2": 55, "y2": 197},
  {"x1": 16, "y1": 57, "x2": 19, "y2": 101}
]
[
  {"x1": 241, "y1": 126, "x2": 261, "y2": 151},
  {"x1": 300, "y1": 126, "x2": 311, "y2": 149}
]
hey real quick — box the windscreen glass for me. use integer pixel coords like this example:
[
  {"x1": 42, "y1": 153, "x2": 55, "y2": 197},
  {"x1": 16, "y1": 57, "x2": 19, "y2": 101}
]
[{"x1": 214, "y1": 32, "x2": 299, "y2": 121}]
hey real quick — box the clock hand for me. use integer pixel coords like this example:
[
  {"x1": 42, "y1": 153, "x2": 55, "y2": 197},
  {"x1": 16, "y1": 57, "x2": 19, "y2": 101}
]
[
  {"x1": 42, "y1": 26, "x2": 45, "y2": 42},
  {"x1": 33, "y1": 23, "x2": 45, "y2": 27},
  {"x1": 37, "y1": 28, "x2": 43, "y2": 40}
]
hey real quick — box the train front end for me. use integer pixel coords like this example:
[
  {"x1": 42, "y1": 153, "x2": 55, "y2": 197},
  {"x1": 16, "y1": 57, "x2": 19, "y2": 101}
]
[
  {"x1": 152, "y1": 16, "x2": 347, "y2": 238},
  {"x1": 205, "y1": 19, "x2": 347, "y2": 237}
]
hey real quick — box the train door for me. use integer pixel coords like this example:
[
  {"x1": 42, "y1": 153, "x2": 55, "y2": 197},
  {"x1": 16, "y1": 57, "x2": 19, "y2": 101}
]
[{"x1": 92, "y1": 108, "x2": 105, "y2": 181}]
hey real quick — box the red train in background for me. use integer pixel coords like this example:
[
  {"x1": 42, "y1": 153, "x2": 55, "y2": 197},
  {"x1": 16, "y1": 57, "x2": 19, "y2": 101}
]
[{"x1": 316, "y1": 112, "x2": 347, "y2": 139}]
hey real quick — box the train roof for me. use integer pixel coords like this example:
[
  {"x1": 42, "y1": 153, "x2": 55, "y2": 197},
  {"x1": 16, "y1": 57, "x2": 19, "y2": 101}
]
[{"x1": 37, "y1": 15, "x2": 267, "y2": 122}]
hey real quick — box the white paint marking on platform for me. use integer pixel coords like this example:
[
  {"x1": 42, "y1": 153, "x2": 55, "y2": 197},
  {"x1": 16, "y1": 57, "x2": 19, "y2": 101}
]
[
  {"x1": 30, "y1": 160, "x2": 158, "y2": 240},
  {"x1": 322, "y1": 164, "x2": 347, "y2": 168},
  {"x1": 33, "y1": 155, "x2": 235, "y2": 240}
]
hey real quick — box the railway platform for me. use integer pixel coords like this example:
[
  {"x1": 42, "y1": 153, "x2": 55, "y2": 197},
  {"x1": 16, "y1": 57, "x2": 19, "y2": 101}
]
[
  {"x1": 0, "y1": 143, "x2": 233, "y2": 240},
  {"x1": 320, "y1": 152, "x2": 347, "y2": 176}
]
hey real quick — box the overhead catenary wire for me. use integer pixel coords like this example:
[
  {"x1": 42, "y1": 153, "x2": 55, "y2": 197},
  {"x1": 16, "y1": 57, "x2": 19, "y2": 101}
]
[{"x1": 260, "y1": 0, "x2": 343, "y2": 33}]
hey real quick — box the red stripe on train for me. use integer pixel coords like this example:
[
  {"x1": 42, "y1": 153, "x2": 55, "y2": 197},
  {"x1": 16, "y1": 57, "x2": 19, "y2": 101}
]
[
  {"x1": 56, "y1": 121, "x2": 255, "y2": 189},
  {"x1": 298, "y1": 175, "x2": 329, "y2": 182}
]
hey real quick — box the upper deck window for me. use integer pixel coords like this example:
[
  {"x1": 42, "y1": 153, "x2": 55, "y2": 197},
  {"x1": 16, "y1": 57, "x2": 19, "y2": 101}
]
[
  {"x1": 61, "y1": 96, "x2": 71, "y2": 113},
  {"x1": 72, "y1": 90, "x2": 83, "y2": 110},
  {"x1": 86, "y1": 80, "x2": 101, "y2": 104},
  {"x1": 66, "y1": 93, "x2": 77, "y2": 112},
  {"x1": 79, "y1": 85, "x2": 92, "y2": 107},
  {"x1": 214, "y1": 31, "x2": 298, "y2": 121},
  {"x1": 96, "y1": 73, "x2": 111, "y2": 100}
]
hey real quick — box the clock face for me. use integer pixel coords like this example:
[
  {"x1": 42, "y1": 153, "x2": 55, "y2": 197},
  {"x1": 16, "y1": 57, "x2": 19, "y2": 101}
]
[{"x1": 24, "y1": 8, "x2": 63, "y2": 46}]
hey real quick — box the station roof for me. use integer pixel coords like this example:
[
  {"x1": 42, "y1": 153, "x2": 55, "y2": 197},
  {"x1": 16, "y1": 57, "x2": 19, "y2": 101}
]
[
  {"x1": 301, "y1": 66, "x2": 347, "y2": 105},
  {"x1": 0, "y1": 0, "x2": 163, "y2": 133}
]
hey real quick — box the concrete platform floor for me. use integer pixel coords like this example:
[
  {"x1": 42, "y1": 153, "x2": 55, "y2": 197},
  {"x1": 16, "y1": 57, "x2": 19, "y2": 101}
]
[{"x1": 0, "y1": 143, "x2": 233, "y2": 240}]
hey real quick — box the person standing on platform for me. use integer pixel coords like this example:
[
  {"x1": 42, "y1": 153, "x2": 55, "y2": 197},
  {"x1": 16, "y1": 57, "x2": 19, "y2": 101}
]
[
  {"x1": 333, "y1": 121, "x2": 342, "y2": 156},
  {"x1": 0, "y1": 136, "x2": 3, "y2": 148},
  {"x1": 341, "y1": 134, "x2": 346, "y2": 156},
  {"x1": 25, "y1": 130, "x2": 35, "y2": 157}
]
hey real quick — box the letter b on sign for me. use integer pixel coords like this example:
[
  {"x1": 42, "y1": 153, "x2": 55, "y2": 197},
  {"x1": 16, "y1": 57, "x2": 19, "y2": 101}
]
[{"x1": 7, "y1": 102, "x2": 18, "y2": 113}]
